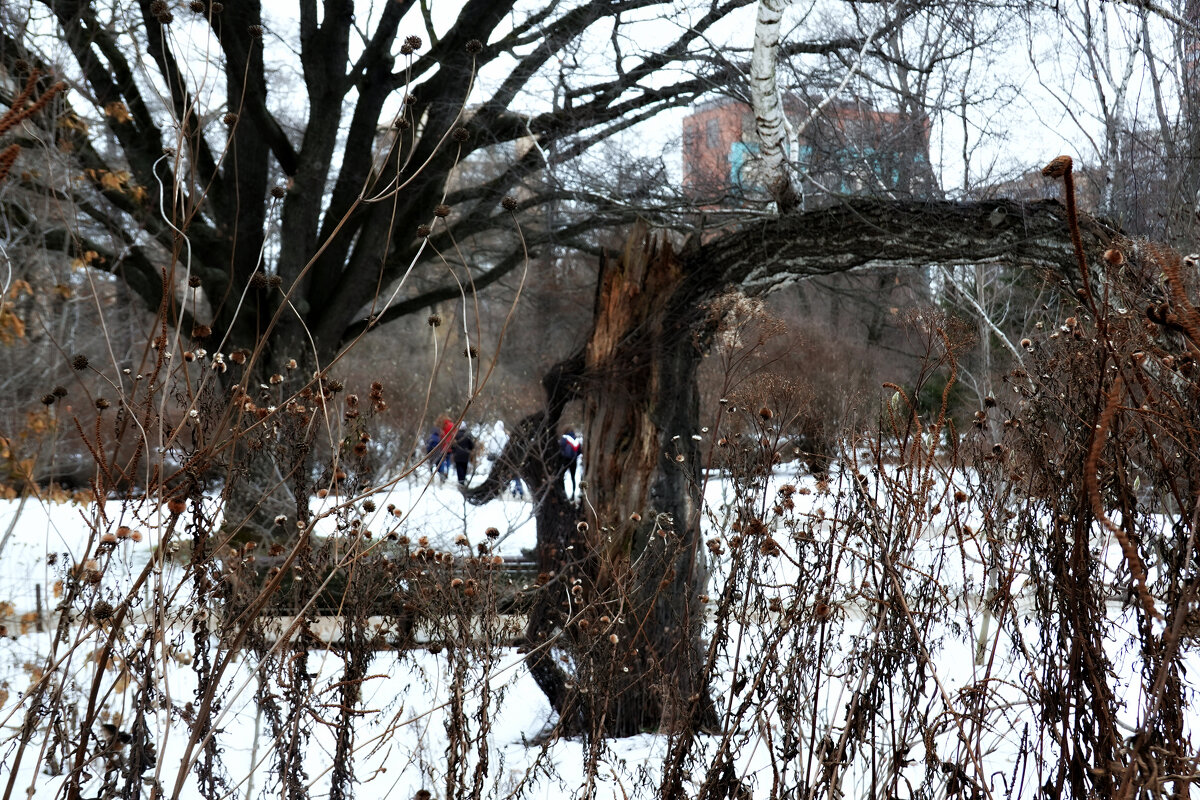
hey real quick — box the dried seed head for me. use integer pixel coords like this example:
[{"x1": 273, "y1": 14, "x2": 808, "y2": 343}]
[
  {"x1": 269, "y1": 373, "x2": 284, "y2": 385},
  {"x1": 189, "y1": 0, "x2": 204, "y2": 11},
  {"x1": 150, "y1": 0, "x2": 167, "y2": 13},
  {"x1": 249, "y1": 272, "x2": 269, "y2": 289},
  {"x1": 758, "y1": 406, "x2": 773, "y2": 421},
  {"x1": 405, "y1": 35, "x2": 422, "y2": 50},
  {"x1": 433, "y1": 204, "x2": 451, "y2": 218},
  {"x1": 270, "y1": 185, "x2": 286, "y2": 199},
  {"x1": 286, "y1": 358, "x2": 298, "y2": 370},
  {"x1": 1041, "y1": 155, "x2": 1072, "y2": 179},
  {"x1": 485, "y1": 526, "x2": 499, "y2": 538},
  {"x1": 267, "y1": 274, "x2": 283, "y2": 288},
  {"x1": 210, "y1": 1, "x2": 222, "y2": 10},
  {"x1": 248, "y1": 24, "x2": 263, "y2": 39},
  {"x1": 463, "y1": 345, "x2": 478, "y2": 359},
  {"x1": 427, "y1": 313, "x2": 442, "y2": 327},
  {"x1": 188, "y1": 275, "x2": 202, "y2": 288},
  {"x1": 222, "y1": 112, "x2": 238, "y2": 126},
  {"x1": 52, "y1": 385, "x2": 67, "y2": 398},
  {"x1": 92, "y1": 600, "x2": 114, "y2": 620},
  {"x1": 465, "y1": 39, "x2": 483, "y2": 54},
  {"x1": 191, "y1": 324, "x2": 211, "y2": 339},
  {"x1": 71, "y1": 354, "x2": 89, "y2": 370},
  {"x1": 451, "y1": 127, "x2": 469, "y2": 143},
  {"x1": 95, "y1": 397, "x2": 110, "y2": 410},
  {"x1": 501, "y1": 195, "x2": 519, "y2": 211},
  {"x1": 1103, "y1": 248, "x2": 1125, "y2": 266},
  {"x1": 393, "y1": 118, "x2": 411, "y2": 131},
  {"x1": 416, "y1": 223, "x2": 432, "y2": 238}
]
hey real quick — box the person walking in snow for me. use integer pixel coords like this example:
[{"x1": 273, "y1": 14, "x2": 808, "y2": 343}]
[
  {"x1": 426, "y1": 416, "x2": 455, "y2": 479},
  {"x1": 425, "y1": 428, "x2": 444, "y2": 476},
  {"x1": 451, "y1": 425, "x2": 476, "y2": 486},
  {"x1": 559, "y1": 429, "x2": 581, "y2": 497}
]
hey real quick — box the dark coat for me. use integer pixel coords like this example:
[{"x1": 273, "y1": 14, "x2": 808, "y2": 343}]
[{"x1": 450, "y1": 429, "x2": 475, "y2": 463}]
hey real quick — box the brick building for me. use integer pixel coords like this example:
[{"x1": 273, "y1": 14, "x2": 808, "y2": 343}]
[{"x1": 682, "y1": 95, "x2": 937, "y2": 208}]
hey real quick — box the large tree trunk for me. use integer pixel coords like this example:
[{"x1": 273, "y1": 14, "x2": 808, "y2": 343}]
[
  {"x1": 575, "y1": 227, "x2": 717, "y2": 735},
  {"x1": 465, "y1": 230, "x2": 719, "y2": 738},
  {"x1": 216, "y1": 320, "x2": 346, "y2": 549},
  {"x1": 464, "y1": 356, "x2": 588, "y2": 728}
]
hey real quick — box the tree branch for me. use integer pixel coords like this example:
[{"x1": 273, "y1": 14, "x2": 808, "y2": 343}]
[{"x1": 689, "y1": 198, "x2": 1113, "y2": 299}]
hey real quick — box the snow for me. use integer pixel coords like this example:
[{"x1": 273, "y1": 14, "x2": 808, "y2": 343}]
[{"x1": 0, "y1": 462, "x2": 1194, "y2": 799}]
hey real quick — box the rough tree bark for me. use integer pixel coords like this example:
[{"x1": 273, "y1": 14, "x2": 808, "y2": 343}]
[
  {"x1": 468, "y1": 196, "x2": 1111, "y2": 737},
  {"x1": 464, "y1": 355, "x2": 585, "y2": 726},
  {"x1": 572, "y1": 227, "x2": 718, "y2": 735}
]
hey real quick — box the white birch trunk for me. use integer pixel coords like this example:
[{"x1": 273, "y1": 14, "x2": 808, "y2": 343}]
[{"x1": 751, "y1": 0, "x2": 799, "y2": 211}]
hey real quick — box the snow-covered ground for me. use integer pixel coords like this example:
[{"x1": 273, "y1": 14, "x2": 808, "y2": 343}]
[{"x1": 0, "y1": 461, "x2": 1193, "y2": 799}]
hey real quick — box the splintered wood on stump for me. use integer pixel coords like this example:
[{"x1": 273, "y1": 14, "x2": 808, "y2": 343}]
[{"x1": 578, "y1": 223, "x2": 716, "y2": 736}]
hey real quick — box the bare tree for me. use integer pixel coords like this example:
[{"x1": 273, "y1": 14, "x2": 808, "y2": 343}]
[{"x1": 1, "y1": 0, "x2": 791, "y2": 535}]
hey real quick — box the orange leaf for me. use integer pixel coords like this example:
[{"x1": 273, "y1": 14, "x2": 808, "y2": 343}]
[{"x1": 103, "y1": 101, "x2": 131, "y2": 124}]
